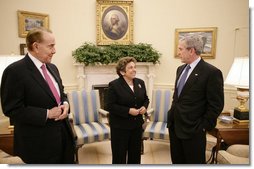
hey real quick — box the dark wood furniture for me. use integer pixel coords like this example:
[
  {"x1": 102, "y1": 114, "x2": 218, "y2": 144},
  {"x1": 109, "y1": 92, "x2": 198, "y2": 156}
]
[
  {"x1": 0, "y1": 123, "x2": 14, "y2": 156},
  {"x1": 208, "y1": 120, "x2": 249, "y2": 163}
]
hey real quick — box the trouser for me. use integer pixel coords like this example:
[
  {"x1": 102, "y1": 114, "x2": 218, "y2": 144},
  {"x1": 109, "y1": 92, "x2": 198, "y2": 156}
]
[
  {"x1": 60, "y1": 123, "x2": 75, "y2": 164},
  {"x1": 110, "y1": 127, "x2": 142, "y2": 164},
  {"x1": 168, "y1": 126, "x2": 206, "y2": 164}
]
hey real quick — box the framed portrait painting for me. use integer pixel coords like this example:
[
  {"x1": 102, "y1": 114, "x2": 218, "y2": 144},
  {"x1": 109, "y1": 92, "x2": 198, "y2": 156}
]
[
  {"x1": 174, "y1": 27, "x2": 217, "y2": 59},
  {"x1": 96, "y1": 0, "x2": 133, "y2": 45},
  {"x1": 18, "y1": 10, "x2": 49, "y2": 38}
]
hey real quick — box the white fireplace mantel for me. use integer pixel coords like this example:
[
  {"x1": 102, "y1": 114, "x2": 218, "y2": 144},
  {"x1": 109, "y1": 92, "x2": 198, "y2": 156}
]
[{"x1": 74, "y1": 62, "x2": 157, "y2": 100}]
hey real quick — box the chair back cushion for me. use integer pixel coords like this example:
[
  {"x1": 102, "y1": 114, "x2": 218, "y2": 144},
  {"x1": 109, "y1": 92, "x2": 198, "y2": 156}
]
[
  {"x1": 67, "y1": 90, "x2": 101, "y2": 125},
  {"x1": 151, "y1": 89, "x2": 172, "y2": 123}
]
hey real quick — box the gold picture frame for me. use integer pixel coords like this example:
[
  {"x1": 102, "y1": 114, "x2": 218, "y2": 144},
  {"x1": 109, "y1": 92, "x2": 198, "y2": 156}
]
[
  {"x1": 18, "y1": 10, "x2": 49, "y2": 38},
  {"x1": 174, "y1": 27, "x2": 217, "y2": 59},
  {"x1": 96, "y1": 0, "x2": 133, "y2": 45},
  {"x1": 20, "y1": 43, "x2": 28, "y2": 55}
]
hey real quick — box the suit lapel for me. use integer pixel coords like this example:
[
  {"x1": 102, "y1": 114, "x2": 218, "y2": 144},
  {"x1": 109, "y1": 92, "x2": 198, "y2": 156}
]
[
  {"x1": 133, "y1": 79, "x2": 143, "y2": 96},
  {"x1": 119, "y1": 77, "x2": 143, "y2": 98},
  {"x1": 178, "y1": 59, "x2": 204, "y2": 97},
  {"x1": 24, "y1": 55, "x2": 57, "y2": 103},
  {"x1": 119, "y1": 77, "x2": 134, "y2": 95},
  {"x1": 120, "y1": 78, "x2": 142, "y2": 99}
]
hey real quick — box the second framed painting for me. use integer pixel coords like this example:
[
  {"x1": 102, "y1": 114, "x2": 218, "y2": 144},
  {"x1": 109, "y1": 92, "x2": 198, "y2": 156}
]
[
  {"x1": 174, "y1": 27, "x2": 217, "y2": 59},
  {"x1": 18, "y1": 10, "x2": 49, "y2": 38},
  {"x1": 96, "y1": 0, "x2": 133, "y2": 45}
]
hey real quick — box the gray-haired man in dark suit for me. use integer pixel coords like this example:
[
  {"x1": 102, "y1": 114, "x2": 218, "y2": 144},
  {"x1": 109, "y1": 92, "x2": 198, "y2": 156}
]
[{"x1": 167, "y1": 35, "x2": 224, "y2": 164}]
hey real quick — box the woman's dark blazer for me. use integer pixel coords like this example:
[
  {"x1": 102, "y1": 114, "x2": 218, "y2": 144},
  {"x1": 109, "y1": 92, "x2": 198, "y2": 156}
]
[{"x1": 107, "y1": 76, "x2": 149, "y2": 129}]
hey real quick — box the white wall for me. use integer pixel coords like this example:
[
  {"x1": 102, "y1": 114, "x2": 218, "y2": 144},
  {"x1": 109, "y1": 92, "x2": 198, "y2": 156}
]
[{"x1": 0, "y1": 0, "x2": 249, "y2": 112}]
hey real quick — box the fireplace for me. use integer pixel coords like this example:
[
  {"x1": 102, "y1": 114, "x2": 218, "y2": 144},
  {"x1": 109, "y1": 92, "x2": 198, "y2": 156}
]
[{"x1": 92, "y1": 84, "x2": 108, "y2": 110}]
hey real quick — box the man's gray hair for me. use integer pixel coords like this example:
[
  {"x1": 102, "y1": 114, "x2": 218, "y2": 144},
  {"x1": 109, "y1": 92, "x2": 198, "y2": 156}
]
[{"x1": 181, "y1": 35, "x2": 204, "y2": 55}]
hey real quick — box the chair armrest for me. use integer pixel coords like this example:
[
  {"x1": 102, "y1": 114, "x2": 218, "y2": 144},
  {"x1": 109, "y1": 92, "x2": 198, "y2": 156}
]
[
  {"x1": 98, "y1": 109, "x2": 109, "y2": 124},
  {"x1": 144, "y1": 108, "x2": 154, "y2": 122},
  {"x1": 98, "y1": 108, "x2": 109, "y2": 116},
  {"x1": 68, "y1": 113, "x2": 74, "y2": 121},
  {"x1": 227, "y1": 144, "x2": 249, "y2": 158},
  {"x1": 218, "y1": 150, "x2": 249, "y2": 164},
  {"x1": 146, "y1": 108, "x2": 154, "y2": 116},
  {"x1": 67, "y1": 114, "x2": 77, "y2": 140},
  {"x1": 0, "y1": 149, "x2": 24, "y2": 164}
]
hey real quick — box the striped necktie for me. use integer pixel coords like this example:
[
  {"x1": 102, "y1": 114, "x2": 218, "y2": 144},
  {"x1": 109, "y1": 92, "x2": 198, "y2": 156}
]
[{"x1": 177, "y1": 65, "x2": 191, "y2": 96}]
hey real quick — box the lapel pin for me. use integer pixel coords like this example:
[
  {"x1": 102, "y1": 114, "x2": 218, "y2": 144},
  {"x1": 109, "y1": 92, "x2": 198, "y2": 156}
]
[
  {"x1": 195, "y1": 74, "x2": 198, "y2": 76},
  {"x1": 138, "y1": 84, "x2": 141, "y2": 88}
]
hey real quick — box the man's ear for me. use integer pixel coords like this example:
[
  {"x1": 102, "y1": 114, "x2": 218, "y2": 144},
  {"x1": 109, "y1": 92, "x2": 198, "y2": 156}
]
[
  {"x1": 32, "y1": 42, "x2": 39, "y2": 53},
  {"x1": 190, "y1": 48, "x2": 196, "y2": 55}
]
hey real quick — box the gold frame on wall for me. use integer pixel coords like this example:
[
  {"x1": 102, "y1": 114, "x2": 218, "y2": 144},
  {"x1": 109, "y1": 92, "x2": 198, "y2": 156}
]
[
  {"x1": 174, "y1": 27, "x2": 217, "y2": 59},
  {"x1": 19, "y1": 43, "x2": 28, "y2": 55},
  {"x1": 18, "y1": 10, "x2": 49, "y2": 38},
  {"x1": 96, "y1": 0, "x2": 133, "y2": 45}
]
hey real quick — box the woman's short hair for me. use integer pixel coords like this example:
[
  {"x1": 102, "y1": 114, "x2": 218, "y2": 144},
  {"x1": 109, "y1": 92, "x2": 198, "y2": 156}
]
[
  {"x1": 181, "y1": 35, "x2": 204, "y2": 55},
  {"x1": 116, "y1": 56, "x2": 137, "y2": 77},
  {"x1": 26, "y1": 27, "x2": 52, "y2": 51}
]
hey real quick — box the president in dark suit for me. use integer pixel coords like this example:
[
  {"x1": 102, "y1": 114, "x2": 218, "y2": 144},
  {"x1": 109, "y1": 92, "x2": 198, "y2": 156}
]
[
  {"x1": 107, "y1": 57, "x2": 149, "y2": 164},
  {"x1": 167, "y1": 35, "x2": 224, "y2": 164},
  {"x1": 0, "y1": 27, "x2": 75, "y2": 164}
]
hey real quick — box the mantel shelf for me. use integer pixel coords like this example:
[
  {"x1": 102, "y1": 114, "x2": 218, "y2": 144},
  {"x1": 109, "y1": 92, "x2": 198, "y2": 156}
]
[
  {"x1": 73, "y1": 62, "x2": 158, "y2": 67},
  {"x1": 74, "y1": 62, "x2": 157, "y2": 102}
]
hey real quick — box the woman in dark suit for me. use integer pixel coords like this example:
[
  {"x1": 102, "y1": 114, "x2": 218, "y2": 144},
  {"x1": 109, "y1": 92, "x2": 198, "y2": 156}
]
[{"x1": 107, "y1": 57, "x2": 149, "y2": 164}]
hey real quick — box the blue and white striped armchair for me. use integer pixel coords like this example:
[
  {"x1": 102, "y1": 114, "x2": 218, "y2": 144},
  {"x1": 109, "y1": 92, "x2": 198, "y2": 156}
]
[
  {"x1": 143, "y1": 89, "x2": 172, "y2": 140},
  {"x1": 67, "y1": 89, "x2": 110, "y2": 163}
]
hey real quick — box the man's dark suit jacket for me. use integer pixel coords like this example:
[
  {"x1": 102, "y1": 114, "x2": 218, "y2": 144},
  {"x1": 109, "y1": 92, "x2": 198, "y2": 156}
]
[
  {"x1": 107, "y1": 76, "x2": 149, "y2": 129},
  {"x1": 0, "y1": 55, "x2": 74, "y2": 163},
  {"x1": 167, "y1": 59, "x2": 224, "y2": 139}
]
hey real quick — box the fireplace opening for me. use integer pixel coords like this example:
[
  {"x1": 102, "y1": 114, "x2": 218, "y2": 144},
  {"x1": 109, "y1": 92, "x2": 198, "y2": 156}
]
[{"x1": 92, "y1": 84, "x2": 109, "y2": 110}]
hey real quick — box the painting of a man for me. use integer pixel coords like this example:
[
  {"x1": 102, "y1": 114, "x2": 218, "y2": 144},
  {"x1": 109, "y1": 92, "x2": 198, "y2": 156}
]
[{"x1": 102, "y1": 6, "x2": 128, "y2": 40}]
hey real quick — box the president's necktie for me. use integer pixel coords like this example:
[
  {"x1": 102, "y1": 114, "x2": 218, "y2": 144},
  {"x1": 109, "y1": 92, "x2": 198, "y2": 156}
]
[
  {"x1": 177, "y1": 65, "x2": 191, "y2": 96},
  {"x1": 41, "y1": 64, "x2": 61, "y2": 104}
]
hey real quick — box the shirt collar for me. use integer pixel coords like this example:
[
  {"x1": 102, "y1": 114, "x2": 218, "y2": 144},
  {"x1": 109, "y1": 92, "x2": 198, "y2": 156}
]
[
  {"x1": 28, "y1": 52, "x2": 44, "y2": 69},
  {"x1": 189, "y1": 57, "x2": 201, "y2": 69}
]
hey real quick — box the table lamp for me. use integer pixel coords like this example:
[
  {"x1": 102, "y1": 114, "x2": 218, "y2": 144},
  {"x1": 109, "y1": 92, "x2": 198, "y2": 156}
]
[{"x1": 224, "y1": 57, "x2": 249, "y2": 120}]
